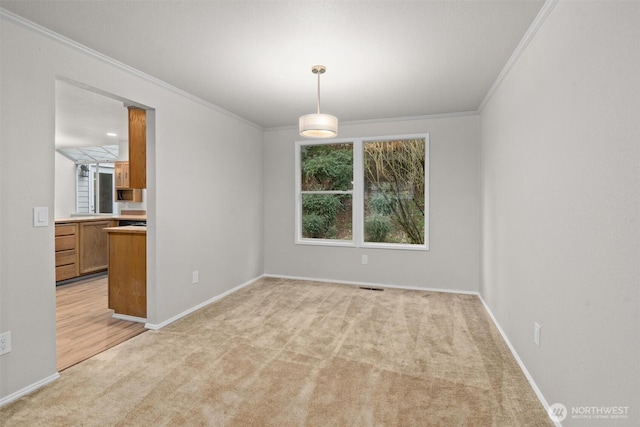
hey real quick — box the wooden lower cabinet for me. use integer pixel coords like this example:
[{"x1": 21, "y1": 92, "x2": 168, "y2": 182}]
[
  {"x1": 78, "y1": 220, "x2": 114, "y2": 275},
  {"x1": 55, "y1": 249, "x2": 76, "y2": 266},
  {"x1": 107, "y1": 228, "x2": 146, "y2": 318},
  {"x1": 55, "y1": 219, "x2": 117, "y2": 282},
  {"x1": 55, "y1": 223, "x2": 78, "y2": 281}
]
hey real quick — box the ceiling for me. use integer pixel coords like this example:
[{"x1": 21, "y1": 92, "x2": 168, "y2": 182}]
[
  {"x1": 2, "y1": 0, "x2": 545, "y2": 130},
  {"x1": 55, "y1": 80, "x2": 129, "y2": 150}
]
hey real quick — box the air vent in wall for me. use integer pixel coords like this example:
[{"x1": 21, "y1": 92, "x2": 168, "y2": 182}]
[{"x1": 359, "y1": 286, "x2": 384, "y2": 292}]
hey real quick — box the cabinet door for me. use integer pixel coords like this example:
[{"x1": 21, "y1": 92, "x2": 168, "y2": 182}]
[
  {"x1": 115, "y1": 162, "x2": 124, "y2": 188},
  {"x1": 122, "y1": 162, "x2": 130, "y2": 188},
  {"x1": 128, "y1": 108, "x2": 146, "y2": 189},
  {"x1": 78, "y1": 221, "x2": 111, "y2": 274},
  {"x1": 115, "y1": 162, "x2": 130, "y2": 189}
]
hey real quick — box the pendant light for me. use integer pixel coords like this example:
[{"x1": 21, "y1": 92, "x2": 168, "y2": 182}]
[{"x1": 299, "y1": 65, "x2": 338, "y2": 138}]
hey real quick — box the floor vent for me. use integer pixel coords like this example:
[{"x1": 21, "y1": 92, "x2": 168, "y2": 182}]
[{"x1": 359, "y1": 286, "x2": 384, "y2": 292}]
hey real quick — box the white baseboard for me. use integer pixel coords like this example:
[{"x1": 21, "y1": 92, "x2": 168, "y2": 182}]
[
  {"x1": 0, "y1": 372, "x2": 60, "y2": 408},
  {"x1": 112, "y1": 313, "x2": 147, "y2": 323},
  {"x1": 263, "y1": 273, "x2": 479, "y2": 295},
  {"x1": 144, "y1": 274, "x2": 264, "y2": 330},
  {"x1": 478, "y1": 295, "x2": 560, "y2": 427}
]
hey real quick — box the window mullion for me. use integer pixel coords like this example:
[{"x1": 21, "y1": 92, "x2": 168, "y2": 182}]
[
  {"x1": 353, "y1": 139, "x2": 364, "y2": 247},
  {"x1": 301, "y1": 190, "x2": 353, "y2": 195}
]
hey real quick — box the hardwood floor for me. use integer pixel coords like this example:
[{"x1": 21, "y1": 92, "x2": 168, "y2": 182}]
[{"x1": 56, "y1": 275, "x2": 147, "y2": 371}]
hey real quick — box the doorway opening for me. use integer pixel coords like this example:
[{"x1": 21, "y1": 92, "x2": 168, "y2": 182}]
[{"x1": 54, "y1": 78, "x2": 154, "y2": 371}]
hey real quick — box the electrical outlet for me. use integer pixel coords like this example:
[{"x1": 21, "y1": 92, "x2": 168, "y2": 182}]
[
  {"x1": 361, "y1": 255, "x2": 368, "y2": 265},
  {"x1": 0, "y1": 331, "x2": 12, "y2": 355},
  {"x1": 534, "y1": 322, "x2": 541, "y2": 347},
  {"x1": 192, "y1": 271, "x2": 199, "y2": 284}
]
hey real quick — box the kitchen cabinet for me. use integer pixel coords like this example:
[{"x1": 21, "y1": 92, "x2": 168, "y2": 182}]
[
  {"x1": 55, "y1": 218, "x2": 118, "y2": 282},
  {"x1": 55, "y1": 223, "x2": 78, "y2": 281},
  {"x1": 114, "y1": 161, "x2": 130, "y2": 188},
  {"x1": 78, "y1": 220, "x2": 115, "y2": 275},
  {"x1": 128, "y1": 107, "x2": 146, "y2": 189},
  {"x1": 114, "y1": 161, "x2": 142, "y2": 202},
  {"x1": 106, "y1": 226, "x2": 146, "y2": 318},
  {"x1": 113, "y1": 107, "x2": 146, "y2": 201}
]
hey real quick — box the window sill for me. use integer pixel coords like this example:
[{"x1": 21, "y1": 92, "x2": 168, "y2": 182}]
[{"x1": 295, "y1": 239, "x2": 429, "y2": 251}]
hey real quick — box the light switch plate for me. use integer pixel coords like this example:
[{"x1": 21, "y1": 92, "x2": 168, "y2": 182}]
[{"x1": 33, "y1": 207, "x2": 48, "y2": 227}]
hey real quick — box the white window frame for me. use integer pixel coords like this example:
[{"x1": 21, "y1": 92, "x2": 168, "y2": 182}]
[
  {"x1": 295, "y1": 133, "x2": 429, "y2": 251},
  {"x1": 295, "y1": 138, "x2": 355, "y2": 247}
]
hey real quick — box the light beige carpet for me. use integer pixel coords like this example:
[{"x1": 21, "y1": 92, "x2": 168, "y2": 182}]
[{"x1": 1, "y1": 278, "x2": 552, "y2": 426}]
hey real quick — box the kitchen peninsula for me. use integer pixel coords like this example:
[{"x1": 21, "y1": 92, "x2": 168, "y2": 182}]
[{"x1": 104, "y1": 225, "x2": 146, "y2": 320}]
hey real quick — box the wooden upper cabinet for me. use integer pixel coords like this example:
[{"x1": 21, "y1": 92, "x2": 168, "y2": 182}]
[
  {"x1": 114, "y1": 161, "x2": 142, "y2": 202},
  {"x1": 114, "y1": 161, "x2": 130, "y2": 189},
  {"x1": 128, "y1": 107, "x2": 146, "y2": 189}
]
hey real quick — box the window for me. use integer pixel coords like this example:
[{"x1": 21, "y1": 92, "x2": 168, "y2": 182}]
[
  {"x1": 296, "y1": 134, "x2": 429, "y2": 250},
  {"x1": 298, "y1": 142, "x2": 354, "y2": 242},
  {"x1": 57, "y1": 145, "x2": 118, "y2": 214},
  {"x1": 76, "y1": 163, "x2": 115, "y2": 214}
]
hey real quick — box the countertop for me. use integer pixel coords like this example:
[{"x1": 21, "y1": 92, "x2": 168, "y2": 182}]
[
  {"x1": 55, "y1": 215, "x2": 146, "y2": 223},
  {"x1": 104, "y1": 225, "x2": 147, "y2": 234}
]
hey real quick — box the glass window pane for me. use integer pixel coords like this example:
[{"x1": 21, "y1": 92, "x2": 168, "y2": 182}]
[
  {"x1": 363, "y1": 139, "x2": 426, "y2": 244},
  {"x1": 301, "y1": 143, "x2": 353, "y2": 191},
  {"x1": 301, "y1": 194, "x2": 352, "y2": 240}
]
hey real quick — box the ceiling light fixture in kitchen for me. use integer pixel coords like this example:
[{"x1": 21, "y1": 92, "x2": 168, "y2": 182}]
[{"x1": 299, "y1": 65, "x2": 338, "y2": 138}]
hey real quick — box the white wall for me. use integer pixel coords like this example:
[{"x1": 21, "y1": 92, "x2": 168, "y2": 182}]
[
  {"x1": 0, "y1": 16, "x2": 264, "y2": 401},
  {"x1": 54, "y1": 152, "x2": 76, "y2": 217},
  {"x1": 264, "y1": 115, "x2": 480, "y2": 292},
  {"x1": 480, "y1": 1, "x2": 639, "y2": 424}
]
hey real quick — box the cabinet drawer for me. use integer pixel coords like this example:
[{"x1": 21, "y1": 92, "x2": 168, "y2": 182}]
[
  {"x1": 56, "y1": 264, "x2": 77, "y2": 281},
  {"x1": 55, "y1": 235, "x2": 76, "y2": 251},
  {"x1": 55, "y1": 224, "x2": 76, "y2": 236},
  {"x1": 55, "y1": 249, "x2": 76, "y2": 267}
]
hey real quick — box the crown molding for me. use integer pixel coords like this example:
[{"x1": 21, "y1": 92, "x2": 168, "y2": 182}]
[
  {"x1": 477, "y1": 0, "x2": 559, "y2": 112},
  {"x1": 0, "y1": 7, "x2": 263, "y2": 131},
  {"x1": 265, "y1": 110, "x2": 479, "y2": 133},
  {"x1": 342, "y1": 110, "x2": 479, "y2": 126}
]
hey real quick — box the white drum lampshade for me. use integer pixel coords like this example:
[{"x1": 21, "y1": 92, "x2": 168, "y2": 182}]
[
  {"x1": 299, "y1": 65, "x2": 338, "y2": 138},
  {"x1": 299, "y1": 113, "x2": 338, "y2": 138}
]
